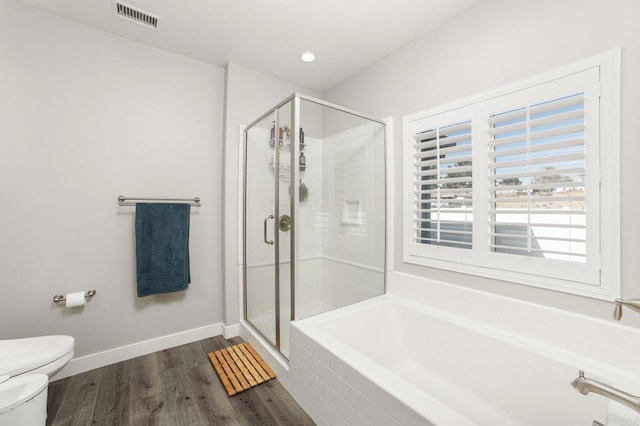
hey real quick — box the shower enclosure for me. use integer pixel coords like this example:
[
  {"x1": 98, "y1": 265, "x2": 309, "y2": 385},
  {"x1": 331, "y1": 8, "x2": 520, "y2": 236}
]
[{"x1": 243, "y1": 94, "x2": 386, "y2": 359}]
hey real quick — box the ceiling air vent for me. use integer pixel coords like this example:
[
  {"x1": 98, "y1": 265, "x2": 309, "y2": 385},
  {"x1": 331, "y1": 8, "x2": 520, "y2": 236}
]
[{"x1": 114, "y1": 1, "x2": 160, "y2": 30}]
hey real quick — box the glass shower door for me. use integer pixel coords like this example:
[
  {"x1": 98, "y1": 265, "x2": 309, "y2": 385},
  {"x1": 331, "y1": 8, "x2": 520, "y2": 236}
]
[
  {"x1": 244, "y1": 113, "x2": 278, "y2": 347},
  {"x1": 244, "y1": 101, "x2": 294, "y2": 357}
]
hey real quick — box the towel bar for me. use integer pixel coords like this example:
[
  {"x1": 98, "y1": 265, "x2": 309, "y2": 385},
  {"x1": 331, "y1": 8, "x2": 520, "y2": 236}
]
[{"x1": 118, "y1": 195, "x2": 201, "y2": 207}]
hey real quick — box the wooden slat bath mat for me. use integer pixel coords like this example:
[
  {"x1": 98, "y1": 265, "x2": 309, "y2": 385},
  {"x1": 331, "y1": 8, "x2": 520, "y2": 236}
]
[{"x1": 208, "y1": 342, "x2": 277, "y2": 396}]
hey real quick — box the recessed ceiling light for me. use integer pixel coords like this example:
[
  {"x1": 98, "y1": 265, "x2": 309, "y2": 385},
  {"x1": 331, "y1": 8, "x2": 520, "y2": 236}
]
[{"x1": 300, "y1": 52, "x2": 316, "y2": 63}]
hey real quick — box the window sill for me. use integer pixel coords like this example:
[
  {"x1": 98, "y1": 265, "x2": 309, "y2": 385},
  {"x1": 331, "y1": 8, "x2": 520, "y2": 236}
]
[{"x1": 403, "y1": 253, "x2": 617, "y2": 301}]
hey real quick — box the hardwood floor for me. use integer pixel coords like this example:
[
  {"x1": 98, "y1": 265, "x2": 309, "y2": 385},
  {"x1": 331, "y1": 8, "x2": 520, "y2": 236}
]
[{"x1": 47, "y1": 336, "x2": 315, "y2": 426}]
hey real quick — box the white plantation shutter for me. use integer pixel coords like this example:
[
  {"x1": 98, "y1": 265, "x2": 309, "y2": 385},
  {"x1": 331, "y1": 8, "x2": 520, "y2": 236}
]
[
  {"x1": 488, "y1": 93, "x2": 587, "y2": 263},
  {"x1": 403, "y1": 52, "x2": 620, "y2": 298},
  {"x1": 413, "y1": 119, "x2": 473, "y2": 250}
]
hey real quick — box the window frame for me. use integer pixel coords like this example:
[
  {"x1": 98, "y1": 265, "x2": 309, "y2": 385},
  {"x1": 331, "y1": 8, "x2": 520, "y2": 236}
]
[{"x1": 402, "y1": 49, "x2": 621, "y2": 300}]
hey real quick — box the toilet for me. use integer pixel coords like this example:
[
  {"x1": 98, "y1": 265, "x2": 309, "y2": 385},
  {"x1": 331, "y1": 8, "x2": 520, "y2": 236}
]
[
  {"x1": 0, "y1": 335, "x2": 74, "y2": 379},
  {"x1": 0, "y1": 336, "x2": 74, "y2": 425},
  {"x1": 0, "y1": 374, "x2": 48, "y2": 426}
]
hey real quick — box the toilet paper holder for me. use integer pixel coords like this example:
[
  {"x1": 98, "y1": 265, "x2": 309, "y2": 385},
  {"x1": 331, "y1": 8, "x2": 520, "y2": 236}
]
[{"x1": 53, "y1": 289, "x2": 96, "y2": 303}]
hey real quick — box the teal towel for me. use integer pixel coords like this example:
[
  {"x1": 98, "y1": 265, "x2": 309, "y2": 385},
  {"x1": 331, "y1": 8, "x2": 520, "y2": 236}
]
[{"x1": 135, "y1": 203, "x2": 190, "y2": 297}]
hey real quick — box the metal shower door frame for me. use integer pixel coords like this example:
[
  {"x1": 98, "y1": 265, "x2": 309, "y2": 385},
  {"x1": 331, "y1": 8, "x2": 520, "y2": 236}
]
[{"x1": 243, "y1": 93, "x2": 388, "y2": 359}]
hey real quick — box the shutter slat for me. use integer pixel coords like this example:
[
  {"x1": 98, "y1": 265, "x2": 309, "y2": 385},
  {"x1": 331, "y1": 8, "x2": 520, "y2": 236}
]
[
  {"x1": 489, "y1": 123, "x2": 585, "y2": 147},
  {"x1": 414, "y1": 122, "x2": 472, "y2": 141},
  {"x1": 416, "y1": 237, "x2": 473, "y2": 246},
  {"x1": 489, "y1": 137, "x2": 584, "y2": 158},
  {"x1": 489, "y1": 152, "x2": 584, "y2": 170},
  {"x1": 489, "y1": 109, "x2": 584, "y2": 137},
  {"x1": 415, "y1": 219, "x2": 473, "y2": 225},
  {"x1": 487, "y1": 108, "x2": 526, "y2": 125},
  {"x1": 414, "y1": 143, "x2": 471, "y2": 158},
  {"x1": 491, "y1": 195, "x2": 584, "y2": 203},
  {"x1": 415, "y1": 187, "x2": 473, "y2": 195},
  {"x1": 489, "y1": 221, "x2": 585, "y2": 229},
  {"x1": 489, "y1": 120, "x2": 527, "y2": 137},
  {"x1": 416, "y1": 165, "x2": 472, "y2": 177},
  {"x1": 530, "y1": 94, "x2": 585, "y2": 115},
  {"x1": 490, "y1": 233, "x2": 586, "y2": 243},
  {"x1": 491, "y1": 181, "x2": 584, "y2": 192},
  {"x1": 489, "y1": 244, "x2": 586, "y2": 257},
  {"x1": 416, "y1": 208, "x2": 473, "y2": 214},
  {"x1": 491, "y1": 167, "x2": 584, "y2": 182},
  {"x1": 414, "y1": 177, "x2": 474, "y2": 187},
  {"x1": 416, "y1": 154, "x2": 473, "y2": 168},
  {"x1": 414, "y1": 132, "x2": 472, "y2": 150},
  {"x1": 530, "y1": 109, "x2": 584, "y2": 128},
  {"x1": 489, "y1": 209, "x2": 584, "y2": 215},
  {"x1": 414, "y1": 227, "x2": 472, "y2": 236},
  {"x1": 486, "y1": 95, "x2": 584, "y2": 125}
]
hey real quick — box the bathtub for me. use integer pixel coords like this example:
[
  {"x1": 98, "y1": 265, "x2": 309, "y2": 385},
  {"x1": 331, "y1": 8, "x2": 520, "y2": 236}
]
[{"x1": 289, "y1": 294, "x2": 639, "y2": 425}]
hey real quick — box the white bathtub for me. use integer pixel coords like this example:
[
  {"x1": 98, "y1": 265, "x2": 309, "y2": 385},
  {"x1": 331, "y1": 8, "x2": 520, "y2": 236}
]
[{"x1": 289, "y1": 294, "x2": 640, "y2": 425}]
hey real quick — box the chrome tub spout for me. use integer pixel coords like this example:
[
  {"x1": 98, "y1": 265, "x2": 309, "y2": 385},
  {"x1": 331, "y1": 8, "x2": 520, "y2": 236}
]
[{"x1": 571, "y1": 370, "x2": 640, "y2": 414}]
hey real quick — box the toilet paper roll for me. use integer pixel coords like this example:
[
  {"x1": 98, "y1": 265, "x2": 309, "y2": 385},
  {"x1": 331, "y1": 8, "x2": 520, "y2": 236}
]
[{"x1": 65, "y1": 292, "x2": 86, "y2": 308}]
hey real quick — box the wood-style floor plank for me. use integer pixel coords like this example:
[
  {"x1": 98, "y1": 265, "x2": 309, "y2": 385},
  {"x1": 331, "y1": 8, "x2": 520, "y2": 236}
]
[
  {"x1": 228, "y1": 387, "x2": 279, "y2": 426},
  {"x1": 47, "y1": 335, "x2": 314, "y2": 426},
  {"x1": 187, "y1": 363, "x2": 245, "y2": 425},
  {"x1": 128, "y1": 391, "x2": 173, "y2": 426},
  {"x1": 91, "y1": 360, "x2": 130, "y2": 425},
  {"x1": 127, "y1": 351, "x2": 163, "y2": 400},
  {"x1": 160, "y1": 365, "x2": 203, "y2": 425},
  {"x1": 48, "y1": 367, "x2": 102, "y2": 426},
  {"x1": 255, "y1": 380, "x2": 315, "y2": 425}
]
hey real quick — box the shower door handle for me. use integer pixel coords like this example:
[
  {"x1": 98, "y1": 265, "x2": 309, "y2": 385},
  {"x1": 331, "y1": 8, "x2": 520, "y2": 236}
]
[{"x1": 263, "y1": 214, "x2": 275, "y2": 245}]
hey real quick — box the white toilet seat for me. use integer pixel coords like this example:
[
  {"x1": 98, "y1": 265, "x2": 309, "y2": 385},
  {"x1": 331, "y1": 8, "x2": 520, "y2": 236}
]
[
  {"x1": 0, "y1": 336, "x2": 74, "y2": 378},
  {"x1": 0, "y1": 374, "x2": 48, "y2": 415}
]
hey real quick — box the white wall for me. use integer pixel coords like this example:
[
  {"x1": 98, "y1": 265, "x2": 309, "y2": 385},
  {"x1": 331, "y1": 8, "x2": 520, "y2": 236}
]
[
  {"x1": 222, "y1": 64, "x2": 320, "y2": 325},
  {"x1": 319, "y1": 122, "x2": 386, "y2": 269},
  {"x1": 322, "y1": 0, "x2": 640, "y2": 327},
  {"x1": 0, "y1": 1, "x2": 226, "y2": 356}
]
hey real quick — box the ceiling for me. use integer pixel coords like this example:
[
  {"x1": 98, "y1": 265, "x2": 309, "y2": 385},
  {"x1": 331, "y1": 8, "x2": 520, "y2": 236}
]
[{"x1": 19, "y1": 0, "x2": 479, "y2": 91}]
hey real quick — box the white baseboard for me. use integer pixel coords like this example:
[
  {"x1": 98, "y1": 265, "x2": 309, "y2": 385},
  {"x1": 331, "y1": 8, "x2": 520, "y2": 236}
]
[
  {"x1": 223, "y1": 323, "x2": 240, "y2": 339},
  {"x1": 51, "y1": 322, "x2": 225, "y2": 381}
]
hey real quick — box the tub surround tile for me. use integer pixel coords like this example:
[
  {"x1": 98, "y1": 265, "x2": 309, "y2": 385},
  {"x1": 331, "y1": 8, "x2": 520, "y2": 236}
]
[
  {"x1": 343, "y1": 397, "x2": 367, "y2": 425},
  {"x1": 327, "y1": 351, "x2": 342, "y2": 374},
  {"x1": 317, "y1": 377, "x2": 329, "y2": 402},
  {"x1": 317, "y1": 343, "x2": 330, "y2": 367},
  {"x1": 327, "y1": 369, "x2": 341, "y2": 395},
  {"x1": 290, "y1": 321, "x2": 428, "y2": 426},
  {"x1": 326, "y1": 407, "x2": 340, "y2": 425},
  {"x1": 360, "y1": 396, "x2": 395, "y2": 426}
]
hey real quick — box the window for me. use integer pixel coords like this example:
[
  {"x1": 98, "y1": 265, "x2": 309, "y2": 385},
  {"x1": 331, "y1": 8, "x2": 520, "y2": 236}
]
[
  {"x1": 403, "y1": 50, "x2": 620, "y2": 298},
  {"x1": 414, "y1": 116, "x2": 473, "y2": 250},
  {"x1": 488, "y1": 93, "x2": 587, "y2": 263}
]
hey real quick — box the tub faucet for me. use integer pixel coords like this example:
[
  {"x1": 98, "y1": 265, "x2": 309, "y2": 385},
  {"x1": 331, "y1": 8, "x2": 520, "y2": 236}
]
[
  {"x1": 571, "y1": 370, "x2": 640, "y2": 414},
  {"x1": 613, "y1": 298, "x2": 640, "y2": 320}
]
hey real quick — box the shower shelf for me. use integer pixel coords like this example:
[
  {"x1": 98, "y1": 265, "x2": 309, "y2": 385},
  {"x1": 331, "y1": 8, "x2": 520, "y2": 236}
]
[
  {"x1": 268, "y1": 160, "x2": 306, "y2": 182},
  {"x1": 269, "y1": 139, "x2": 293, "y2": 151},
  {"x1": 268, "y1": 160, "x2": 291, "y2": 170}
]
